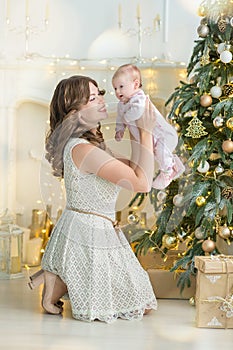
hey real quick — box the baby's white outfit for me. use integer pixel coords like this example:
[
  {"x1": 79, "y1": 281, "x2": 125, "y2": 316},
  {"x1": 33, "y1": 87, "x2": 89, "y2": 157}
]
[{"x1": 115, "y1": 89, "x2": 185, "y2": 189}]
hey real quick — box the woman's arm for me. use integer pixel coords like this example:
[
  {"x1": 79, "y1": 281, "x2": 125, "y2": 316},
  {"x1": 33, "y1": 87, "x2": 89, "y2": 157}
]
[{"x1": 72, "y1": 98, "x2": 155, "y2": 193}]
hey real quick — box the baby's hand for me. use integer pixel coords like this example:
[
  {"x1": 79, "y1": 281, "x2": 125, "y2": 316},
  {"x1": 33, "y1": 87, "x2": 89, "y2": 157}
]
[{"x1": 115, "y1": 130, "x2": 124, "y2": 142}]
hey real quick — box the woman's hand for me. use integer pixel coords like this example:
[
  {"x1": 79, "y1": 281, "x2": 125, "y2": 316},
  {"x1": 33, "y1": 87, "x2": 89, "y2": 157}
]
[{"x1": 135, "y1": 96, "x2": 156, "y2": 134}]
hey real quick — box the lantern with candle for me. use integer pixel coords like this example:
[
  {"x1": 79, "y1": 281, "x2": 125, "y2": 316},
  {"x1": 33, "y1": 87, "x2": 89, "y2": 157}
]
[{"x1": 0, "y1": 209, "x2": 24, "y2": 279}]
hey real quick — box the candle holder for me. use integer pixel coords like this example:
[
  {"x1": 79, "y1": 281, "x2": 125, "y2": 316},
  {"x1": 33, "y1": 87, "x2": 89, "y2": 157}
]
[
  {"x1": 118, "y1": 10, "x2": 161, "y2": 61},
  {"x1": 6, "y1": 4, "x2": 49, "y2": 59}
]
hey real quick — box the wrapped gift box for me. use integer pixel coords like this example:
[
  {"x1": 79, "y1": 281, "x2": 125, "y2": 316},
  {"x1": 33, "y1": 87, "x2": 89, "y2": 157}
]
[
  {"x1": 195, "y1": 255, "x2": 233, "y2": 328},
  {"x1": 147, "y1": 268, "x2": 196, "y2": 299},
  {"x1": 137, "y1": 249, "x2": 183, "y2": 270}
]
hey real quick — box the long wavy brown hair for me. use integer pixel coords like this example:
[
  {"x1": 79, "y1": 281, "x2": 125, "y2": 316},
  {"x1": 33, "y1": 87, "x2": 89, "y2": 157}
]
[{"x1": 45, "y1": 75, "x2": 106, "y2": 178}]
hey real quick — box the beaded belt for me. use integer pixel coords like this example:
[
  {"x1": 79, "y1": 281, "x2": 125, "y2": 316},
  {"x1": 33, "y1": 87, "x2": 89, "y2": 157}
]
[{"x1": 66, "y1": 207, "x2": 120, "y2": 233}]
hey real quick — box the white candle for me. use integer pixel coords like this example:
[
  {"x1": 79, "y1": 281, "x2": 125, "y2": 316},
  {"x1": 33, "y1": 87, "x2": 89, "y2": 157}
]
[
  {"x1": 25, "y1": 0, "x2": 29, "y2": 17},
  {"x1": 136, "y1": 4, "x2": 141, "y2": 19},
  {"x1": 118, "y1": 4, "x2": 122, "y2": 25},
  {"x1": 22, "y1": 227, "x2": 30, "y2": 263},
  {"x1": 6, "y1": 0, "x2": 10, "y2": 19},
  {"x1": 45, "y1": 0, "x2": 49, "y2": 20}
]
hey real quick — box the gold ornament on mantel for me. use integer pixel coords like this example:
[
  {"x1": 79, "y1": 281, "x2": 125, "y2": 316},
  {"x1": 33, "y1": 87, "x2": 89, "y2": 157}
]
[{"x1": 185, "y1": 116, "x2": 208, "y2": 138}]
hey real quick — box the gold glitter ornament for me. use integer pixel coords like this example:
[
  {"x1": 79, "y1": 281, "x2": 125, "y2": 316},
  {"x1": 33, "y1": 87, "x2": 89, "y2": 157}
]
[
  {"x1": 185, "y1": 116, "x2": 208, "y2": 138},
  {"x1": 226, "y1": 117, "x2": 233, "y2": 131},
  {"x1": 222, "y1": 187, "x2": 233, "y2": 199},
  {"x1": 217, "y1": 16, "x2": 227, "y2": 32},
  {"x1": 195, "y1": 196, "x2": 206, "y2": 207},
  {"x1": 222, "y1": 83, "x2": 233, "y2": 97}
]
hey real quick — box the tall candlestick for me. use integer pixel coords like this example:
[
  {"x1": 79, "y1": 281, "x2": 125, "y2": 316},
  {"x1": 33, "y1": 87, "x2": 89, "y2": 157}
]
[
  {"x1": 136, "y1": 4, "x2": 141, "y2": 19},
  {"x1": 118, "y1": 4, "x2": 122, "y2": 28}
]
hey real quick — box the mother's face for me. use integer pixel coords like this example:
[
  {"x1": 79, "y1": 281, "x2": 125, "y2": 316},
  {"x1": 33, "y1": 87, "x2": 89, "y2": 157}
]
[{"x1": 79, "y1": 82, "x2": 108, "y2": 130}]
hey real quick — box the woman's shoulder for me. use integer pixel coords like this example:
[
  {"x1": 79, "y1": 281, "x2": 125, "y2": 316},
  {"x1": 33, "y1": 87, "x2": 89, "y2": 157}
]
[{"x1": 64, "y1": 137, "x2": 90, "y2": 154}]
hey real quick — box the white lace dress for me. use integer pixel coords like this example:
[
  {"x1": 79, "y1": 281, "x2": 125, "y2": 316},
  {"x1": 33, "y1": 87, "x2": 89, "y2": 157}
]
[{"x1": 42, "y1": 137, "x2": 157, "y2": 323}]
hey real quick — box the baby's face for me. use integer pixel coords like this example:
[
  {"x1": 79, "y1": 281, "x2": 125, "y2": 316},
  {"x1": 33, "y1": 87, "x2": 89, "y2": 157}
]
[{"x1": 112, "y1": 75, "x2": 137, "y2": 103}]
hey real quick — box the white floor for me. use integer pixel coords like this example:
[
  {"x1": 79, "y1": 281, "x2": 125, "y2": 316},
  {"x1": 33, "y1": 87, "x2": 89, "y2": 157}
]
[{"x1": 0, "y1": 269, "x2": 233, "y2": 350}]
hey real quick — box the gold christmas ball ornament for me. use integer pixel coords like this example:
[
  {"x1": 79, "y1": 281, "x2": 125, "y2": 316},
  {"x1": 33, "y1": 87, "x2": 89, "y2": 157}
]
[
  {"x1": 222, "y1": 139, "x2": 233, "y2": 153},
  {"x1": 195, "y1": 227, "x2": 205, "y2": 240},
  {"x1": 213, "y1": 116, "x2": 224, "y2": 128},
  {"x1": 162, "y1": 234, "x2": 178, "y2": 249},
  {"x1": 226, "y1": 117, "x2": 233, "y2": 131},
  {"x1": 174, "y1": 123, "x2": 181, "y2": 132},
  {"x1": 195, "y1": 196, "x2": 206, "y2": 207},
  {"x1": 202, "y1": 239, "x2": 216, "y2": 253},
  {"x1": 222, "y1": 83, "x2": 233, "y2": 97},
  {"x1": 197, "y1": 24, "x2": 209, "y2": 37},
  {"x1": 197, "y1": 5, "x2": 207, "y2": 17},
  {"x1": 200, "y1": 94, "x2": 212, "y2": 107},
  {"x1": 218, "y1": 224, "x2": 231, "y2": 239}
]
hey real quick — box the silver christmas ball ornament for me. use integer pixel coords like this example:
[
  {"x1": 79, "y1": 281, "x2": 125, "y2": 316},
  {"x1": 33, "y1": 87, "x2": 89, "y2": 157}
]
[
  {"x1": 213, "y1": 116, "x2": 224, "y2": 128},
  {"x1": 220, "y1": 50, "x2": 232, "y2": 64},
  {"x1": 214, "y1": 163, "x2": 224, "y2": 175},
  {"x1": 218, "y1": 224, "x2": 231, "y2": 239},
  {"x1": 210, "y1": 85, "x2": 222, "y2": 99},
  {"x1": 173, "y1": 194, "x2": 184, "y2": 207},
  {"x1": 195, "y1": 227, "x2": 205, "y2": 240},
  {"x1": 197, "y1": 24, "x2": 209, "y2": 37}
]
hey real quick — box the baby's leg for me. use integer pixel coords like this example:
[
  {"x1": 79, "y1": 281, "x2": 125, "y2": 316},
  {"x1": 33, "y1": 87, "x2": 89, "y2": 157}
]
[{"x1": 152, "y1": 140, "x2": 185, "y2": 190}]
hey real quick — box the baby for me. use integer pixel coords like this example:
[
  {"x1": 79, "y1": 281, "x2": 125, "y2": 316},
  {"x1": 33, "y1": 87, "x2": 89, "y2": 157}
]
[{"x1": 112, "y1": 63, "x2": 185, "y2": 190}]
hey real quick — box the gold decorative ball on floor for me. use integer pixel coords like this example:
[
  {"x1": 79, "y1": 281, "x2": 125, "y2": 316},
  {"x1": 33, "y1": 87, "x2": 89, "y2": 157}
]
[
  {"x1": 222, "y1": 139, "x2": 233, "y2": 153},
  {"x1": 189, "y1": 297, "x2": 195, "y2": 306},
  {"x1": 200, "y1": 94, "x2": 212, "y2": 107},
  {"x1": 202, "y1": 239, "x2": 215, "y2": 253},
  {"x1": 195, "y1": 196, "x2": 206, "y2": 207}
]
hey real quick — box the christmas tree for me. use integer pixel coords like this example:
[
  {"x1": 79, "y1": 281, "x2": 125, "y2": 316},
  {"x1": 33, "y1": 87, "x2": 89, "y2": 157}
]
[{"x1": 129, "y1": 0, "x2": 233, "y2": 291}]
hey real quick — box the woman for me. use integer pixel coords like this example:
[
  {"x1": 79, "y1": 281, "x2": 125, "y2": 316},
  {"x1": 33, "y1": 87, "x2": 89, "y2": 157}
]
[{"x1": 29, "y1": 75, "x2": 157, "y2": 323}]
